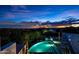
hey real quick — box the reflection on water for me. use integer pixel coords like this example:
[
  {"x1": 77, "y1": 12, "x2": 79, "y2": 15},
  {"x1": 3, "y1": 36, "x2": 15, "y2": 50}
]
[{"x1": 28, "y1": 40, "x2": 61, "y2": 54}]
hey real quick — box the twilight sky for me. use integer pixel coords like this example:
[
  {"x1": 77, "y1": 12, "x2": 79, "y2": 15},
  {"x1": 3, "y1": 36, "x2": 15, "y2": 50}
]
[{"x1": 0, "y1": 5, "x2": 79, "y2": 22}]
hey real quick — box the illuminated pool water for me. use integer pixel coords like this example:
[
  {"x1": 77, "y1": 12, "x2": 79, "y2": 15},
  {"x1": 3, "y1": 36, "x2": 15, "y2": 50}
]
[{"x1": 28, "y1": 41, "x2": 61, "y2": 54}]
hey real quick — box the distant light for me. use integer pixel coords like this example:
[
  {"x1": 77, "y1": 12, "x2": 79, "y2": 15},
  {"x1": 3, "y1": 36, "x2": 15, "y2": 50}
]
[
  {"x1": 53, "y1": 41, "x2": 61, "y2": 44},
  {"x1": 71, "y1": 24, "x2": 79, "y2": 27}
]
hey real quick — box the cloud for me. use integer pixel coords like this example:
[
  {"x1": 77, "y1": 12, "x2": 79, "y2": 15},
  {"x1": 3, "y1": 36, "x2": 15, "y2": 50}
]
[
  {"x1": 59, "y1": 10, "x2": 79, "y2": 18},
  {"x1": 1, "y1": 6, "x2": 79, "y2": 22},
  {"x1": 9, "y1": 6, "x2": 53, "y2": 18},
  {"x1": 0, "y1": 6, "x2": 54, "y2": 22},
  {"x1": 11, "y1": 5, "x2": 27, "y2": 10},
  {"x1": 4, "y1": 12, "x2": 15, "y2": 19},
  {"x1": 50, "y1": 10, "x2": 79, "y2": 22},
  {"x1": 9, "y1": 11, "x2": 52, "y2": 19},
  {"x1": 10, "y1": 5, "x2": 31, "y2": 13}
]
